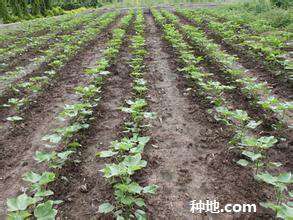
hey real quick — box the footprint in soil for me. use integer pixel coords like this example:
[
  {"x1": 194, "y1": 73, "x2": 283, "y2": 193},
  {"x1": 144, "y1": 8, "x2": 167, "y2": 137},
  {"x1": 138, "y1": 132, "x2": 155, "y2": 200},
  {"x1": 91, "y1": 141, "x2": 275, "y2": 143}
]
[{"x1": 177, "y1": 168, "x2": 192, "y2": 186}]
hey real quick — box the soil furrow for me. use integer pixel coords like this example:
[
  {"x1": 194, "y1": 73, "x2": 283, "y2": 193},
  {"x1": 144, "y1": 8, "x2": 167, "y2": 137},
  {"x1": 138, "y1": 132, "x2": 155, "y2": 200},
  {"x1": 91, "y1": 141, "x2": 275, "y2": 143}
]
[
  {"x1": 0, "y1": 17, "x2": 124, "y2": 215},
  {"x1": 51, "y1": 24, "x2": 134, "y2": 219},
  {"x1": 176, "y1": 12, "x2": 292, "y2": 99},
  {"x1": 0, "y1": 15, "x2": 121, "y2": 122},
  {"x1": 140, "y1": 13, "x2": 265, "y2": 220},
  {"x1": 0, "y1": 11, "x2": 104, "y2": 75},
  {"x1": 170, "y1": 14, "x2": 285, "y2": 127},
  {"x1": 0, "y1": 10, "x2": 98, "y2": 49}
]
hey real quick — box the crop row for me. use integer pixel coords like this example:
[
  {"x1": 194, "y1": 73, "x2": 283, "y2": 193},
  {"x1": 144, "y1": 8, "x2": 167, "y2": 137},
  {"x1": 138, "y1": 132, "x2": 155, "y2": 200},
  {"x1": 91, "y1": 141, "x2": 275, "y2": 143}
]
[
  {"x1": 161, "y1": 10, "x2": 292, "y2": 128},
  {"x1": 0, "y1": 10, "x2": 101, "y2": 67},
  {"x1": 0, "y1": 10, "x2": 92, "y2": 47},
  {"x1": 152, "y1": 9, "x2": 292, "y2": 220},
  {"x1": 6, "y1": 11, "x2": 134, "y2": 220},
  {"x1": 177, "y1": 9, "x2": 292, "y2": 82},
  {"x1": 196, "y1": 6, "x2": 292, "y2": 33},
  {"x1": 97, "y1": 10, "x2": 158, "y2": 220},
  {"x1": 0, "y1": 11, "x2": 118, "y2": 90},
  {"x1": 0, "y1": 11, "x2": 119, "y2": 124}
]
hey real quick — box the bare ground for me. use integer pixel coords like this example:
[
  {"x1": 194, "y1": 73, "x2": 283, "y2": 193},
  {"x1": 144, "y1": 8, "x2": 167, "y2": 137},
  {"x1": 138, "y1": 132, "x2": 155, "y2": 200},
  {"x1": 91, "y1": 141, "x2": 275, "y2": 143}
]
[
  {"x1": 176, "y1": 13, "x2": 292, "y2": 100},
  {"x1": 138, "y1": 14, "x2": 268, "y2": 220},
  {"x1": 50, "y1": 21, "x2": 134, "y2": 219},
  {"x1": 0, "y1": 9, "x2": 291, "y2": 220},
  {"x1": 0, "y1": 17, "x2": 123, "y2": 215}
]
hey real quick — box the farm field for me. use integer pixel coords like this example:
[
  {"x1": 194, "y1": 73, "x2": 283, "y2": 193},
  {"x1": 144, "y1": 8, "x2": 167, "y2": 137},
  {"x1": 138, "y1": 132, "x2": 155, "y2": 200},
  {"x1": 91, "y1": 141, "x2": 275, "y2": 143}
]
[{"x1": 0, "y1": 1, "x2": 292, "y2": 219}]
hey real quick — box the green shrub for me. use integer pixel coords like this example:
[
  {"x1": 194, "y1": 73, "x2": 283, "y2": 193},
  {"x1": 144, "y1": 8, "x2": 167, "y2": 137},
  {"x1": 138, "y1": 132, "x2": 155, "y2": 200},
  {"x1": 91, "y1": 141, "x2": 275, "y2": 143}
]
[
  {"x1": 262, "y1": 8, "x2": 292, "y2": 28},
  {"x1": 0, "y1": 0, "x2": 10, "y2": 23},
  {"x1": 52, "y1": 7, "x2": 64, "y2": 15},
  {"x1": 271, "y1": 0, "x2": 292, "y2": 8},
  {"x1": 45, "y1": 9, "x2": 54, "y2": 16}
]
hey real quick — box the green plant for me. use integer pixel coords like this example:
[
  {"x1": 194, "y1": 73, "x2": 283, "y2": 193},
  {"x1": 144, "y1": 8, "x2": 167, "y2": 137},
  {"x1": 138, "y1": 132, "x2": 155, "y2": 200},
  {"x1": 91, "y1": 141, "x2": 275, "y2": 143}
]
[
  {"x1": 237, "y1": 136, "x2": 279, "y2": 174},
  {"x1": 257, "y1": 172, "x2": 293, "y2": 219}
]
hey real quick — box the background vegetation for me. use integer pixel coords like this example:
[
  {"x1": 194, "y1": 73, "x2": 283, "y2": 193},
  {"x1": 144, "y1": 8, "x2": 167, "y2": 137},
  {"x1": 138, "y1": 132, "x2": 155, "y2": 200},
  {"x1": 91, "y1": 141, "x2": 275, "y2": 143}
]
[
  {"x1": 0, "y1": 0, "x2": 292, "y2": 24},
  {"x1": 0, "y1": 0, "x2": 107, "y2": 23}
]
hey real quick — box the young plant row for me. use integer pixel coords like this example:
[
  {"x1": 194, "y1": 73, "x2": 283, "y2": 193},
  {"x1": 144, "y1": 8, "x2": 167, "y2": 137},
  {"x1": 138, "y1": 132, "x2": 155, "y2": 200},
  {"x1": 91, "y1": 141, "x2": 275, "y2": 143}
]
[
  {"x1": 6, "y1": 12, "x2": 134, "y2": 220},
  {"x1": 177, "y1": 9, "x2": 292, "y2": 82},
  {"x1": 0, "y1": 10, "x2": 101, "y2": 67},
  {"x1": 0, "y1": 11, "x2": 118, "y2": 85},
  {"x1": 162, "y1": 10, "x2": 292, "y2": 127},
  {"x1": 1, "y1": 12, "x2": 119, "y2": 123},
  {"x1": 152, "y1": 9, "x2": 292, "y2": 220},
  {"x1": 0, "y1": 9, "x2": 92, "y2": 48},
  {"x1": 196, "y1": 6, "x2": 292, "y2": 34},
  {"x1": 97, "y1": 10, "x2": 158, "y2": 220}
]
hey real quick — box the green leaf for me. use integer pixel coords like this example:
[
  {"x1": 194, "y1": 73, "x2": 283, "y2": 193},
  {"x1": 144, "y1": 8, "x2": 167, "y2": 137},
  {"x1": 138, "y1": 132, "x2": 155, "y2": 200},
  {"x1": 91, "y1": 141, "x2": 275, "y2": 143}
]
[
  {"x1": 111, "y1": 139, "x2": 134, "y2": 151},
  {"x1": 7, "y1": 193, "x2": 36, "y2": 212},
  {"x1": 34, "y1": 189, "x2": 54, "y2": 198},
  {"x1": 267, "y1": 162, "x2": 282, "y2": 168},
  {"x1": 38, "y1": 172, "x2": 56, "y2": 185},
  {"x1": 143, "y1": 184, "x2": 158, "y2": 194},
  {"x1": 143, "y1": 112, "x2": 156, "y2": 119},
  {"x1": 276, "y1": 204, "x2": 293, "y2": 220},
  {"x1": 242, "y1": 151, "x2": 262, "y2": 161},
  {"x1": 7, "y1": 211, "x2": 31, "y2": 220},
  {"x1": 136, "y1": 136, "x2": 150, "y2": 147},
  {"x1": 117, "y1": 194, "x2": 135, "y2": 206},
  {"x1": 260, "y1": 202, "x2": 280, "y2": 211},
  {"x1": 101, "y1": 164, "x2": 126, "y2": 178},
  {"x1": 277, "y1": 172, "x2": 292, "y2": 184},
  {"x1": 97, "y1": 150, "x2": 118, "y2": 158},
  {"x1": 34, "y1": 201, "x2": 57, "y2": 220},
  {"x1": 246, "y1": 120, "x2": 262, "y2": 129},
  {"x1": 53, "y1": 200, "x2": 63, "y2": 205},
  {"x1": 98, "y1": 203, "x2": 115, "y2": 214},
  {"x1": 256, "y1": 172, "x2": 277, "y2": 185},
  {"x1": 130, "y1": 145, "x2": 144, "y2": 154},
  {"x1": 237, "y1": 159, "x2": 250, "y2": 167},
  {"x1": 42, "y1": 134, "x2": 62, "y2": 144},
  {"x1": 134, "y1": 198, "x2": 146, "y2": 207},
  {"x1": 67, "y1": 141, "x2": 81, "y2": 149},
  {"x1": 23, "y1": 171, "x2": 41, "y2": 183},
  {"x1": 57, "y1": 150, "x2": 74, "y2": 160},
  {"x1": 122, "y1": 154, "x2": 147, "y2": 173},
  {"x1": 258, "y1": 136, "x2": 278, "y2": 149},
  {"x1": 7, "y1": 116, "x2": 23, "y2": 122},
  {"x1": 128, "y1": 182, "x2": 143, "y2": 194},
  {"x1": 114, "y1": 182, "x2": 142, "y2": 194},
  {"x1": 135, "y1": 209, "x2": 147, "y2": 220},
  {"x1": 34, "y1": 151, "x2": 55, "y2": 163},
  {"x1": 116, "y1": 216, "x2": 125, "y2": 220},
  {"x1": 262, "y1": 202, "x2": 293, "y2": 220}
]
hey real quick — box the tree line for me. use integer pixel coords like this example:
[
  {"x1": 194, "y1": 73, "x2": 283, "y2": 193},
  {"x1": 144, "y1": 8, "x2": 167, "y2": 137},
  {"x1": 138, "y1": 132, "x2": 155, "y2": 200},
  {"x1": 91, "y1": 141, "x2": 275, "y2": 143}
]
[{"x1": 0, "y1": 0, "x2": 106, "y2": 23}]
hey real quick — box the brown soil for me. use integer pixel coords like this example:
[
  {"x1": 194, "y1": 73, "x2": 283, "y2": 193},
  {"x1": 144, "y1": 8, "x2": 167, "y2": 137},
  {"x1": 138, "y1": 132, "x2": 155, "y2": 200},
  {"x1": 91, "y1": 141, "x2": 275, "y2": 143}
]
[
  {"x1": 174, "y1": 14, "x2": 289, "y2": 128},
  {"x1": 0, "y1": 10, "x2": 291, "y2": 220},
  {"x1": 176, "y1": 12, "x2": 292, "y2": 99},
  {"x1": 138, "y1": 14, "x2": 267, "y2": 220},
  {"x1": 0, "y1": 14, "x2": 121, "y2": 122},
  {"x1": 0, "y1": 17, "x2": 123, "y2": 215},
  {"x1": 0, "y1": 9, "x2": 99, "y2": 48},
  {"x1": 0, "y1": 11, "x2": 103, "y2": 74},
  {"x1": 50, "y1": 20, "x2": 135, "y2": 219}
]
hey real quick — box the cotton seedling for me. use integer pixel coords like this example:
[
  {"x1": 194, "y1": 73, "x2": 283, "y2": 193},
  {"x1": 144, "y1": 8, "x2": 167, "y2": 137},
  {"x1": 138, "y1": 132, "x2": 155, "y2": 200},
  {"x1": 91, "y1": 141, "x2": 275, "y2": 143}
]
[
  {"x1": 98, "y1": 11, "x2": 159, "y2": 219},
  {"x1": 6, "y1": 11, "x2": 134, "y2": 219},
  {"x1": 34, "y1": 150, "x2": 75, "y2": 168},
  {"x1": 58, "y1": 103, "x2": 93, "y2": 121},
  {"x1": 256, "y1": 172, "x2": 293, "y2": 219},
  {"x1": 237, "y1": 135, "x2": 279, "y2": 174}
]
